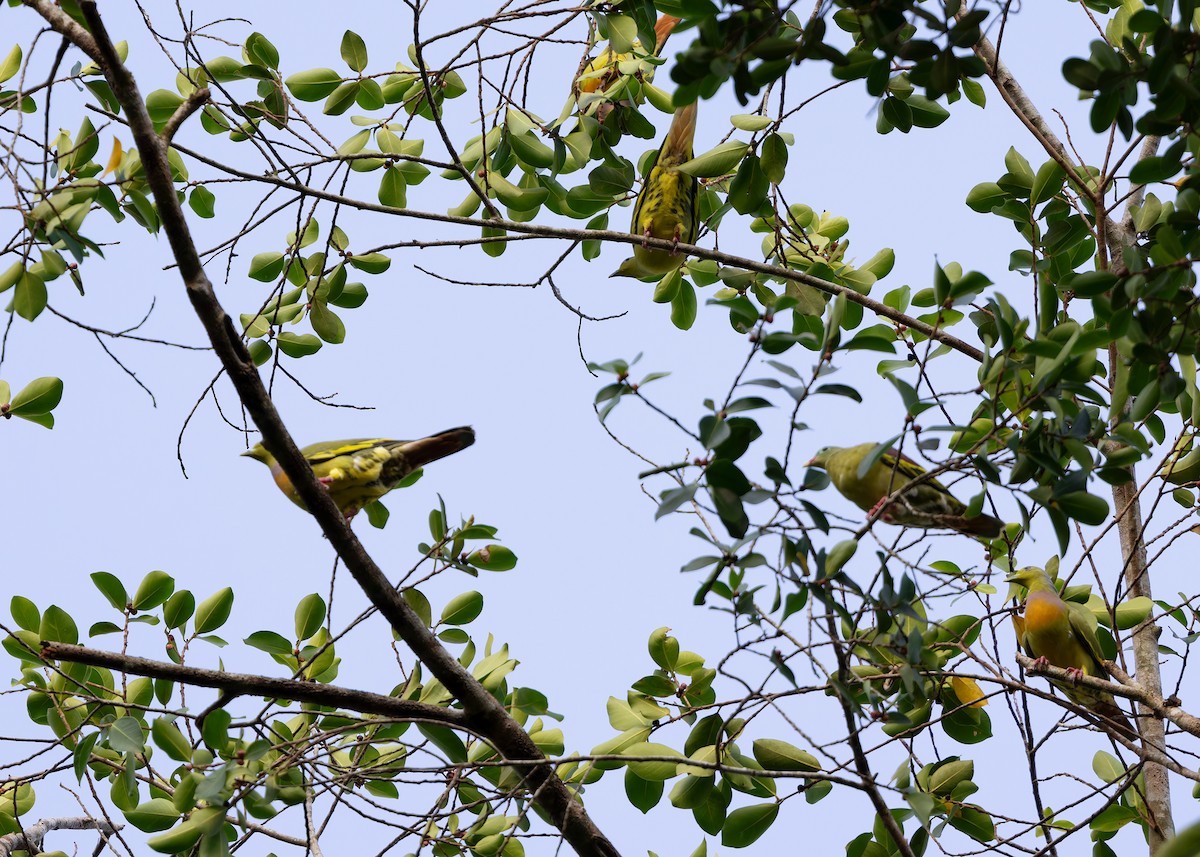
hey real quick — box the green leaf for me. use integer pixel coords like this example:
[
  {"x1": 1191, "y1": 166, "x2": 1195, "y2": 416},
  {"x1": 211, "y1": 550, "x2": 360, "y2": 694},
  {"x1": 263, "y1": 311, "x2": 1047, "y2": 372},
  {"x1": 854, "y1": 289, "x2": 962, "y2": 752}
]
[
  {"x1": 13, "y1": 270, "x2": 47, "y2": 320},
  {"x1": 439, "y1": 591, "x2": 484, "y2": 626},
  {"x1": 378, "y1": 166, "x2": 407, "y2": 208},
  {"x1": 161, "y1": 591, "x2": 194, "y2": 631},
  {"x1": 721, "y1": 803, "x2": 779, "y2": 848},
  {"x1": 276, "y1": 332, "x2": 322, "y2": 358},
  {"x1": 728, "y1": 155, "x2": 768, "y2": 215},
  {"x1": 625, "y1": 769, "x2": 664, "y2": 813},
  {"x1": 1112, "y1": 596, "x2": 1153, "y2": 629},
  {"x1": 1031, "y1": 160, "x2": 1066, "y2": 204},
  {"x1": 285, "y1": 68, "x2": 343, "y2": 101},
  {"x1": 947, "y1": 805, "x2": 995, "y2": 843},
  {"x1": 247, "y1": 339, "x2": 272, "y2": 366},
  {"x1": 10, "y1": 596, "x2": 39, "y2": 632},
  {"x1": 338, "y1": 129, "x2": 371, "y2": 156},
  {"x1": 0, "y1": 261, "x2": 22, "y2": 294},
  {"x1": 125, "y1": 798, "x2": 180, "y2": 833},
  {"x1": 248, "y1": 252, "x2": 285, "y2": 282},
  {"x1": 194, "y1": 588, "x2": 234, "y2": 634},
  {"x1": 341, "y1": 31, "x2": 369, "y2": 72},
  {"x1": 730, "y1": 113, "x2": 772, "y2": 132},
  {"x1": 323, "y1": 81, "x2": 359, "y2": 115},
  {"x1": 466, "y1": 545, "x2": 517, "y2": 571},
  {"x1": 188, "y1": 185, "x2": 216, "y2": 218},
  {"x1": 245, "y1": 630, "x2": 292, "y2": 656},
  {"x1": 1129, "y1": 156, "x2": 1179, "y2": 185},
  {"x1": 106, "y1": 716, "x2": 145, "y2": 754},
  {"x1": 309, "y1": 301, "x2": 346, "y2": 344},
  {"x1": 671, "y1": 279, "x2": 697, "y2": 330},
  {"x1": 347, "y1": 252, "x2": 391, "y2": 274},
  {"x1": 0, "y1": 45, "x2": 22, "y2": 86},
  {"x1": 624, "y1": 742, "x2": 683, "y2": 780},
  {"x1": 365, "y1": 499, "x2": 389, "y2": 529},
  {"x1": 965, "y1": 182, "x2": 1006, "y2": 213},
  {"x1": 90, "y1": 572, "x2": 128, "y2": 612},
  {"x1": 243, "y1": 32, "x2": 280, "y2": 69},
  {"x1": 133, "y1": 571, "x2": 175, "y2": 611},
  {"x1": 1055, "y1": 492, "x2": 1109, "y2": 526},
  {"x1": 825, "y1": 539, "x2": 857, "y2": 577},
  {"x1": 39, "y1": 604, "x2": 78, "y2": 644},
  {"x1": 760, "y1": 133, "x2": 788, "y2": 184},
  {"x1": 677, "y1": 141, "x2": 750, "y2": 178},
  {"x1": 294, "y1": 594, "x2": 326, "y2": 640},
  {"x1": 9, "y1": 377, "x2": 62, "y2": 415},
  {"x1": 145, "y1": 89, "x2": 184, "y2": 131},
  {"x1": 751, "y1": 739, "x2": 819, "y2": 772}
]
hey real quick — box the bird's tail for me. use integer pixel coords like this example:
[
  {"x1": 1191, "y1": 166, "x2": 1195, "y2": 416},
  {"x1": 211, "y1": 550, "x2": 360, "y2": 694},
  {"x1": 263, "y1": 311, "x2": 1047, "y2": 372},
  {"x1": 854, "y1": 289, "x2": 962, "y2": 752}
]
[
  {"x1": 653, "y1": 15, "x2": 682, "y2": 54},
  {"x1": 399, "y1": 427, "x2": 476, "y2": 469},
  {"x1": 945, "y1": 512, "x2": 1005, "y2": 539},
  {"x1": 1092, "y1": 698, "x2": 1134, "y2": 735},
  {"x1": 661, "y1": 101, "x2": 698, "y2": 164},
  {"x1": 1057, "y1": 681, "x2": 1136, "y2": 738}
]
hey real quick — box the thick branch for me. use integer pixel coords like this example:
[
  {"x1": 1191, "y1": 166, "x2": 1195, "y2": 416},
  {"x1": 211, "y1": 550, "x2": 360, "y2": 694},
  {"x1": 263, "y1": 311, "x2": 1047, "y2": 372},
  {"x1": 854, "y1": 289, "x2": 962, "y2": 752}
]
[
  {"x1": 0, "y1": 817, "x2": 120, "y2": 857},
  {"x1": 41, "y1": 642, "x2": 473, "y2": 727},
  {"x1": 24, "y1": 3, "x2": 622, "y2": 855},
  {"x1": 1017, "y1": 653, "x2": 1200, "y2": 739},
  {"x1": 161, "y1": 86, "x2": 210, "y2": 145}
]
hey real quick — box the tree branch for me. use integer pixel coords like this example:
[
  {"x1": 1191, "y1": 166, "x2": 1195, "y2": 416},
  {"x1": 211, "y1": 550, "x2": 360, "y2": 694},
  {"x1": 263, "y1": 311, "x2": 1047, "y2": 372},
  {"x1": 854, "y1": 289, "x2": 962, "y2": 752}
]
[
  {"x1": 84, "y1": 105, "x2": 986, "y2": 363},
  {"x1": 161, "y1": 86, "x2": 210, "y2": 145},
  {"x1": 0, "y1": 817, "x2": 120, "y2": 857},
  {"x1": 25, "y1": 4, "x2": 623, "y2": 855},
  {"x1": 40, "y1": 642, "x2": 474, "y2": 727}
]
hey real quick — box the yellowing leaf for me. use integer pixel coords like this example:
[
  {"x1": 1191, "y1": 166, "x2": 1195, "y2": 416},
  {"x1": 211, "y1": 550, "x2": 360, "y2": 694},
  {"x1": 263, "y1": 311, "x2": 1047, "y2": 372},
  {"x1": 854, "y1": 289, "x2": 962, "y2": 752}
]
[
  {"x1": 950, "y1": 676, "x2": 988, "y2": 708},
  {"x1": 104, "y1": 137, "x2": 123, "y2": 175}
]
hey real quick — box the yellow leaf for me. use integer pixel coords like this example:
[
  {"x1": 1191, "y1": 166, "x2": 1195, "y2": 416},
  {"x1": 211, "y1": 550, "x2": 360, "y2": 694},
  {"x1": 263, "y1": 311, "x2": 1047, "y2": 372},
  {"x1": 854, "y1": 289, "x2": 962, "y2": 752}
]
[
  {"x1": 104, "y1": 137, "x2": 123, "y2": 175},
  {"x1": 950, "y1": 676, "x2": 988, "y2": 708}
]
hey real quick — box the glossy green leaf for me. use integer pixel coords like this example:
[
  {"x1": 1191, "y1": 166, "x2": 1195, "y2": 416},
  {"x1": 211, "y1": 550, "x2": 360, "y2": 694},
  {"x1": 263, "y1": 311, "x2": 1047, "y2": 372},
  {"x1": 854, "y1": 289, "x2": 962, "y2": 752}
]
[{"x1": 194, "y1": 588, "x2": 234, "y2": 634}]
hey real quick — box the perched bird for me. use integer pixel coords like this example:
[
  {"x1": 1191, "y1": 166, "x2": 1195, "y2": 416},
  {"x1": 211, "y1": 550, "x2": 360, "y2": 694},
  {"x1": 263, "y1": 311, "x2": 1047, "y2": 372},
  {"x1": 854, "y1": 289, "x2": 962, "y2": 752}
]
[
  {"x1": 575, "y1": 15, "x2": 682, "y2": 96},
  {"x1": 243, "y1": 427, "x2": 475, "y2": 517},
  {"x1": 1005, "y1": 566, "x2": 1133, "y2": 732},
  {"x1": 611, "y1": 100, "x2": 700, "y2": 280},
  {"x1": 806, "y1": 442, "x2": 1004, "y2": 538}
]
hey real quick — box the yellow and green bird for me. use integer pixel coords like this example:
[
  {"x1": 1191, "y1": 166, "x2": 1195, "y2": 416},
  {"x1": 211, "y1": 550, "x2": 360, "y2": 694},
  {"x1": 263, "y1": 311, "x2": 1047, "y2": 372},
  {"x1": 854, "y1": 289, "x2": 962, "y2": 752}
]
[
  {"x1": 242, "y1": 427, "x2": 475, "y2": 518},
  {"x1": 1005, "y1": 566, "x2": 1132, "y2": 732},
  {"x1": 611, "y1": 100, "x2": 700, "y2": 280},
  {"x1": 575, "y1": 14, "x2": 682, "y2": 96},
  {"x1": 806, "y1": 442, "x2": 1004, "y2": 538}
]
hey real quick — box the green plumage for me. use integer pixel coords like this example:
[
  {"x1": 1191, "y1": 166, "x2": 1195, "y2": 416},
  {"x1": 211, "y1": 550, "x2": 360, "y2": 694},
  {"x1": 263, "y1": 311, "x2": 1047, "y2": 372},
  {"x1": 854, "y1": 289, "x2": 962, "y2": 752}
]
[
  {"x1": 611, "y1": 102, "x2": 699, "y2": 279},
  {"x1": 1005, "y1": 566, "x2": 1131, "y2": 731},
  {"x1": 807, "y1": 442, "x2": 1003, "y2": 538},
  {"x1": 243, "y1": 427, "x2": 475, "y2": 517}
]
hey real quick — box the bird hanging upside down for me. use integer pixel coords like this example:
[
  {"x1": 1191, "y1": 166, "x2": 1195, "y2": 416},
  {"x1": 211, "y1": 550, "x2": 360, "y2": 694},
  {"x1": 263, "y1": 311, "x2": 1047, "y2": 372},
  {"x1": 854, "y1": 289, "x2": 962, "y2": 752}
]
[
  {"x1": 242, "y1": 427, "x2": 475, "y2": 518},
  {"x1": 611, "y1": 100, "x2": 700, "y2": 280}
]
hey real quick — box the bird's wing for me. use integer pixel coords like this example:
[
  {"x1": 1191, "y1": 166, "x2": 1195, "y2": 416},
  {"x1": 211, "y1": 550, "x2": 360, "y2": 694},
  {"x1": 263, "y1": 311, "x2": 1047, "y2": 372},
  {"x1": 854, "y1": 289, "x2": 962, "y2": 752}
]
[
  {"x1": 301, "y1": 439, "x2": 390, "y2": 465},
  {"x1": 1011, "y1": 614, "x2": 1031, "y2": 656},
  {"x1": 1066, "y1": 601, "x2": 1110, "y2": 677}
]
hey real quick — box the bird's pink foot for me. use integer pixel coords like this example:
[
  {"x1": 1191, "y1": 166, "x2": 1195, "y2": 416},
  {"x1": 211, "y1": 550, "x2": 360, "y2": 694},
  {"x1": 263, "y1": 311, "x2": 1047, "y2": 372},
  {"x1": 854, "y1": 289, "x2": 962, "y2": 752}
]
[
  {"x1": 1065, "y1": 667, "x2": 1084, "y2": 682},
  {"x1": 1031, "y1": 656, "x2": 1050, "y2": 671},
  {"x1": 867, "y1": 497, "x2": 892, "y2": 520},
  {"x1": 641, "y1": 227, "x2": 652, "y2": 249},
  {"x1": 318, "y1": 476, "x2": 334, "y2": 488}
]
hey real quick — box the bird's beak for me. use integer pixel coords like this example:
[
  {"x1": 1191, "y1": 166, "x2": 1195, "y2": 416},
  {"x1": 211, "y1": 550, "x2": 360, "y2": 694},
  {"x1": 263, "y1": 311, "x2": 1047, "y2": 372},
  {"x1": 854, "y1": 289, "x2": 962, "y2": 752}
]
[{"x1": 804, "y1": 456, "x2": 817, "y2": 467}]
